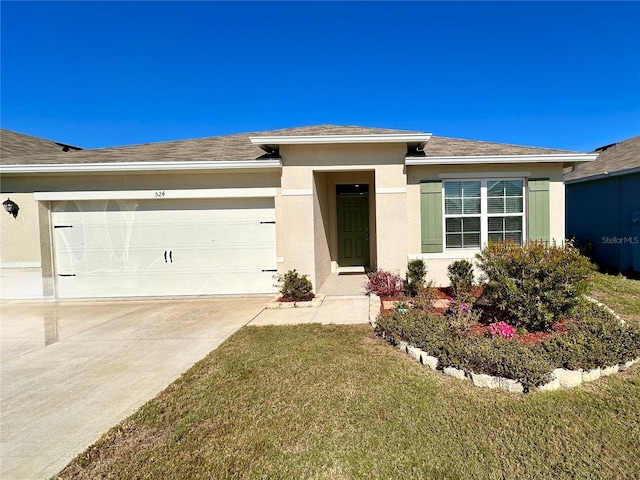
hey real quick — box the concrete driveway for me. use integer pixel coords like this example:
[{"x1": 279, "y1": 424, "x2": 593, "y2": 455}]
[{"x1": 0, "y1": 297, "x2": 267, "y2": 480}]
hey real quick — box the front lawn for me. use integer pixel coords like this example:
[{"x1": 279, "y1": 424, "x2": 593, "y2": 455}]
[
  {"x1": 56, "y1": 274, "x2": 640, "y2": 479},
  {"x1": 591, "y1": 272, "x2": 640, "y2": 326}
]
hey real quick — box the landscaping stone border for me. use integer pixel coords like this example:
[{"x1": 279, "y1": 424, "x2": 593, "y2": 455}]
[
  {"x1": 371, "y1": 293, "x2": 639, "y2": 392},
  {"x1": 369, "y1": 294, "x2": 381, "y2": 326},
  {"x1": 395, "y1": 341, "x2": 639, "y2": 393},
  {"x1": 266, "y1": 294, "x2": 325, "y2": 309}
]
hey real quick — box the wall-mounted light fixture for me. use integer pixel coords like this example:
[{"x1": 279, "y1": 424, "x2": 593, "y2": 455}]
[{"x1": 3, "y1": 198, "x2": 19, "y2": 218}]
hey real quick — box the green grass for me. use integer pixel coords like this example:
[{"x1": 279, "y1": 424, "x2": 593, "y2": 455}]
[
  {"x1": 591, "y1": 272, "x2": 640, "y2": 326},
  {"x1": 56, "y1": 274, "x2": 640, "y2": 480}
]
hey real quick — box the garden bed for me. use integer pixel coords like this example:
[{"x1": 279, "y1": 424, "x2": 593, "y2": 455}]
[{"x1": 368, "y1": 242, "x2": 640, "y2": 393}]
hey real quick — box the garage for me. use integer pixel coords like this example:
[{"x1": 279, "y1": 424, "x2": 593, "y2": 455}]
[{"x1": 51, "y1": 197, "x2": 277, "y2": 298}]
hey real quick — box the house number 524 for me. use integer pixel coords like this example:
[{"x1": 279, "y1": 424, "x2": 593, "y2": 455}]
[{"x1": 155, "y1": 191, "x2": 166, "y2": 198}]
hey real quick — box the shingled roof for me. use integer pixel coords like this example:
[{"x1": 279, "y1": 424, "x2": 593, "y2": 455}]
[
  {"x1": 1, "y1": 129, "x2": 82, "y2": 161},
  {"x1": 565, "y1": 136, "x2": 640, "y2": 183},
  {"x1": 0, "y1": 124, "x2": 580, "y2": 166},
  {"x1": 422, "y1": 135, "x2": 576, "y2": 157}
]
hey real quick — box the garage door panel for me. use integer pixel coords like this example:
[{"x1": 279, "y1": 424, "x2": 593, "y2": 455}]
[{"x1": 52, "y1": 199, "x2": 277, "y2": 298}]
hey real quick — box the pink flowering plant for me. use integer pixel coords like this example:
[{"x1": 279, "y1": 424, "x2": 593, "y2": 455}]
[
  {"x1": 365, "y1": 270, "x2": 405, "y2": 298},
  {"x1": 489, "y1": 321, "x2": 517, "y2": 340}
]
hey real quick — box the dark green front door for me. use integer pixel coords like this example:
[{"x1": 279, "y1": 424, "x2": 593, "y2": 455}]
[{"x1": 337, "y1": 195, "x2": 370, "y2": 266}]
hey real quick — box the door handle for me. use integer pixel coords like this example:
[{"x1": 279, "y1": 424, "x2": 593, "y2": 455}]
[
  {"x1": 164, "y1": 250, "x2": 167, "y2": 263},
  {"x1": 169, "y1": 250, "x2": 173, "y2": 263}
]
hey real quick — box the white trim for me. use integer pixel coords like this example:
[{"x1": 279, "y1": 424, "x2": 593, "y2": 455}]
[
  {"x1": 34, "y1": 188, "x2": 277, "y2": 202},
  {"x1": 281, "y1": 188, "x2": 313, "y2": 196},
  {"x1": 0, "y1": 262, "x2": 42, "y2": 268},
  {"x1": 406, "y1": 153, "x2": 597, "y2": 165},
  {"x1": 441, "y1": 178, "x2": 526, "y2": 250},
  {"x1": 251, "y1": 133, "x2": 432, "y2": 146},
  {"x1": 439, "y1": 171, "x2": 530, "y2": 179},
  {"x1": 409, "y1": 251, "x2": 478, "y2": 261},
  {"x1": 0, "y1": 159, "x2": 282, "y2": 174},
  {"x1": 376, "y1": 187, "x2": 406, "y2": 194}
]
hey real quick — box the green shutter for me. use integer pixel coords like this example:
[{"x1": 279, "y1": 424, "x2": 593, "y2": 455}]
[
  {"x1": 528, "y1": 178, "x2": 550, "y2": 243},
  {"x1": 420, "y1": 181, "x2": 443, "y2": 253}
]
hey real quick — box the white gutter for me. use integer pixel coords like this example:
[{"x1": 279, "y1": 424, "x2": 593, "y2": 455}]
[
  {"x1": 0, "y1": 159, "x2": 282, "y2": 174},
  {"x1": 250, "y1": 133, "x2": 432, "y2": 145},
  {"x1": 405, "y1": 153, "x2": 598, "y2": 165}
]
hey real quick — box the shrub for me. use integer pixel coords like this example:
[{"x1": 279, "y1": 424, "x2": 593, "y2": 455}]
[
  {"x1": 475, "y1": 241, "x2": 596, "y2": 332},
  {"x1": 376, "y1": 310, "x2": 552, "y2": 391},
  {"x1": 276, "y1": 270, "x2": 314, "y2": 301},
  {"x1": 537, "y1": 299, "x2": 640, "y2": 370},
  {"x1": 374, "y1": 309, "x2": 425, "y2": 346},
  {"x1": 365, "y1": 270, "x2": 405, "y2": 298},
  {"x1": 406, "y1": 259, "x2": 427, "y2": 297},
  {"x1": 412, "y1": 280, "x2": 438, "y2": 311},
  {"x1": 407, "y1": 312, "x2": 461, "y2": 366},
  {"x1": 445, "y1": 300, "x2": 481, "y2": 331},
  {"x1": 447, "y1": 259, "x2": 475, "y2": 302},
  {"x1": 460, "y1": 338, "x2": 553, "y2": 392}
]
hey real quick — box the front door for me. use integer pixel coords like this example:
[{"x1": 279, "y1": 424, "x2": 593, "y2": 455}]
[{"x1": 337, "y1": 191, "x2": 370, "y2": 267}]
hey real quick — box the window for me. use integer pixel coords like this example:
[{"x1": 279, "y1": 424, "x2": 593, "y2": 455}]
[
  {"x1": 487, "y1": 180, "x2": 524, "y2": 244},
  {"x1": 443, "y1": 179, "x2": 524, "y2": 249},
  {"x1": 444, "y1": 181, "x2": 481, "y2": 248}
]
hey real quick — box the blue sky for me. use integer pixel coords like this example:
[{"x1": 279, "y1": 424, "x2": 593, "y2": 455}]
[{"x1": 1, "y1": 1, "x2": 638, "y2": 152}]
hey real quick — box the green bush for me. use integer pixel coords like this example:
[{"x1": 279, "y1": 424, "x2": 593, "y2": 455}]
[
  {"x1": 537, "y1": 300, "x2": 640, "y2": 370},
  {"x1": 460, "y1": 338, "x2": 553, "y2": 392},
  {"x1": 444, "y1": 300, "x2": 481, "y2": 331},
  {"x1": 475, "y1": 241, "x2": 596, "y2": 332},
  {"x1": 276, "y1": 269, "x2": 314, "y2": 301},
  {"x1": 408, "y1": 318, "x2": 552, "y2": 390},
  {"x1": 447, "y1": 259, "x2": 475, "y2": 302},
  {"x1": 374, "y1": 309, "x2": 426, "y2": 346},
  {"x1": 412, "y1": 280, "x2": 438, "y2": 311},
  {"x1": 406, "y1": 259, "x2": 427, "y2": 297}
]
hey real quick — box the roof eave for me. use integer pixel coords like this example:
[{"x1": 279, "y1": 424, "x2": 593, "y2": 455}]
[
  {"x1": 0, "y1": 159, "x2": 282, "y2": 174},
  {"x1": 565, "y1": 165, "x2": 640, "y2": 184},
  {"x1": 405, "y1": 153, "x2": 597, "y2": 166},
  {"x1": 250, "y1": 133, "x2": 433, "y2": 152}
]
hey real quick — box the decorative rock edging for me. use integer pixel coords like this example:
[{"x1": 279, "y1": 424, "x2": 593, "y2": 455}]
[
  {"x1": 369, "y1": 294, "x2": 381, "y2": 327},
  {"x1": 395, "y1": 341, "x2": 639, "y2": 393},
  {"x1": 266, "y1": 294, "x2": 325, "y2": 309},
  {"x1": 584, "y1": 295, "x2": 625, "y2": 324}
]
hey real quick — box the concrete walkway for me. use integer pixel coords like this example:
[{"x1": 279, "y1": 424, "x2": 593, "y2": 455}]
[
  {"x1": 250, "y1": 295, "x2": 369, "y2": 326},
  {"x1": 0, "y1": 294, "x2": 370, "y2": 479}
]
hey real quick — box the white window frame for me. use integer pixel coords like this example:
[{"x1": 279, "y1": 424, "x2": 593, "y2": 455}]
[{"x1": 442, "y1": 178, "x2": 526, "y2": 252}]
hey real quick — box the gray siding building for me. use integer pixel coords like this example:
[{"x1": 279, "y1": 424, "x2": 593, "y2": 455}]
[{"x1": 565, "y1": 136, "x2": 640, "y2": 275}]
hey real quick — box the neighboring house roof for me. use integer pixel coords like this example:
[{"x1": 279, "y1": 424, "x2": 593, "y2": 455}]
[
  {"x1": 565, "y1": 135, "x2": 640, "y2": 183},
  {"x1": 0, "y1": 124, "x2": 582, "y2": 167},
  {"x1": 0, "y1": 129, "x2": 82, "y2": 160}
]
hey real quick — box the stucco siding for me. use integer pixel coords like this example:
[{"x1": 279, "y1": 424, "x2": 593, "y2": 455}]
[
  {"x1": 279, "y1": 144, "x2": 407, "y2": 282},
  {"x1": 313, "y1": 173, "x2": 332, "y2": 291},
  {"x1": 406, "y1": 163, "x2": 566, "y2": 284},
  {"x1": 0, "y1": 193, "x2": 42, "y2": 266}
]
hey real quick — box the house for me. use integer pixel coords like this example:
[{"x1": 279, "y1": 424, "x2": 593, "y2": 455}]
[
  {"x1": 0, "y1": 125, "x2": 596, "y2": 299},
  {"x1": 565, "y1": 136, "x2": 640, "y2": 275}
]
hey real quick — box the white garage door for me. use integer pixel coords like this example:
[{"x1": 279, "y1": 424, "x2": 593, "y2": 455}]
[{"x1": 52, "y1": 198, "x2": 277, "y2": 298}]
